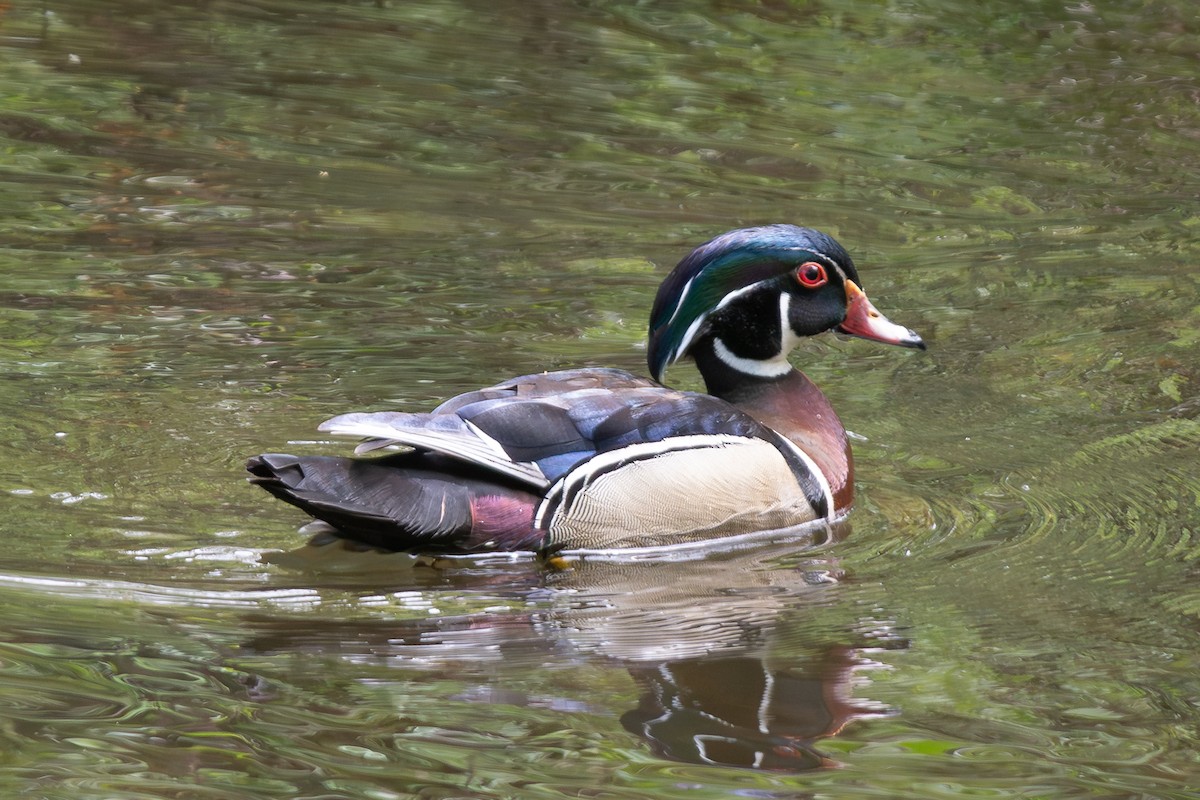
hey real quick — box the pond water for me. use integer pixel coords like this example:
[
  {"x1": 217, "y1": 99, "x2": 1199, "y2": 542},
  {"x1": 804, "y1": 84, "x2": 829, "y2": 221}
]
[{"x1": 1, "y1": 0, "x2": 1199, "y2": 797}]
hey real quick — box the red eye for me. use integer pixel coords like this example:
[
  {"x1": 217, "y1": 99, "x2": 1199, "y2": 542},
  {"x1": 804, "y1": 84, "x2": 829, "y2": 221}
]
[{"x1": 796, "y1": 262, "x2": 828, "y2": 288}]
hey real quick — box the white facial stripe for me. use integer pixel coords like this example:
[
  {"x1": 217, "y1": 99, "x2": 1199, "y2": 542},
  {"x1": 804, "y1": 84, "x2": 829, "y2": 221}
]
[
  {"x1": 808, "y1": 250, "x2": 848, "y2": 283},
  {"x1": 714, "y1": 280, "x2": 769, "y2": 310},
  {"x1": 713, "y1": 338, "x2": 792, "y2": 378},
  {"x1": 670, "y1": 314, "x2": 708, "y2": 367},
  {"x1": 778, "y1": 292, "x2": 801, "y2": 353},
  {"x1": 659, "y1": 274, "x2": 697, "y2": 336},
  {"x1": 783, "y1": 248, "x2": 846, "y2": 284},
  {"x1": 668, "y1": 279, "x2": 772, "y2": 367},
  {"x1": 706, "y1": 290, "x2": 804, "y2": 378}
]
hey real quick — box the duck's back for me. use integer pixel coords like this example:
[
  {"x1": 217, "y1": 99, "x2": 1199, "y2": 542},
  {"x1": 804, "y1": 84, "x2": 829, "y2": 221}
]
[{"x1": 250, "y1": 367, "x2": 832, "y2": 553}]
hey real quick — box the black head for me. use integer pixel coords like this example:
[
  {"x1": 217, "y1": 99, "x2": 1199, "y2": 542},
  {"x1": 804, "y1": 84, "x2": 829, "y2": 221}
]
[{"x1": 647, "y1": 225, "x2": 923, "y2": 383}]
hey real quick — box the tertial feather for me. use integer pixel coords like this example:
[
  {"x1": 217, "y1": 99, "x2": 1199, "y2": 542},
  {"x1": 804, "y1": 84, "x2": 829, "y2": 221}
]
[{"x1": 319, "y1": 412, "x2": 548, "y2": 488}]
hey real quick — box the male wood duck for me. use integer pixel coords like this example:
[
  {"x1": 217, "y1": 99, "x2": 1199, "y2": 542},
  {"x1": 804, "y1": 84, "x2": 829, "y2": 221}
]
[{"x1": 248, "y1": 225, "x2": 924, "y2": 553}]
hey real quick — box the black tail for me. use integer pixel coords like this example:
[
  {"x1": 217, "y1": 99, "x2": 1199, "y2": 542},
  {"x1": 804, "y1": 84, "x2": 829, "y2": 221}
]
[{"x1": 246, "y1": 453, "x2": 541, "y2": 552}]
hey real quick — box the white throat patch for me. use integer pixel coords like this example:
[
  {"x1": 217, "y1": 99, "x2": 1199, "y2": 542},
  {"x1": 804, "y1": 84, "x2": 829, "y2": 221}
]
[
  {"x1": 711, "y1": 292, "x2": 798, "y2": 378},
  {"x1": 713, "y1": 338, "x2": 792, "y2": 378}
]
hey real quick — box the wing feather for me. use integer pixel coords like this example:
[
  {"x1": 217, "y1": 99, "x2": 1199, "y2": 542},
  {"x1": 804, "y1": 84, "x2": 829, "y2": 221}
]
[
  {"x1": 319, "y1": 412, "x2": 549, "y2": 488},
  {"x1": 317, "y1": 369, "x2": 802, "y2": 508}
]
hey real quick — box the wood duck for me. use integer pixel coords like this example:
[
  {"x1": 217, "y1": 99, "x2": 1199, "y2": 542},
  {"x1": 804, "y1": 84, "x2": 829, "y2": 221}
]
[{"x1": 248, "y1": 225, "x2": 925, "y2": 553}]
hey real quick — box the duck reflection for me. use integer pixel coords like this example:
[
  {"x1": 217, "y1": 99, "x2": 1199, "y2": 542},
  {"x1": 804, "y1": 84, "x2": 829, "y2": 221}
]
[
  {"x1": 622, "y1": 649, "x2": 877, "y2": 771},
  {"x1": 253, "y1": 523, "x2": 897, "y2": 771}
]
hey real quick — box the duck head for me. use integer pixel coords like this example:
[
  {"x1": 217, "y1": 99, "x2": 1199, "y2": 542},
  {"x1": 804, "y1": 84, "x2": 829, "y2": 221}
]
[{"x1": 648, "y1": 225, "x2": 925, "y2": 387}]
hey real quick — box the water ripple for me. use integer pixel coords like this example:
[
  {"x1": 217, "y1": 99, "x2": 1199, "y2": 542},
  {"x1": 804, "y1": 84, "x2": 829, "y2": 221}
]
[{"x1": 0, "y1": 571, "x2": 321, "y2": 610}]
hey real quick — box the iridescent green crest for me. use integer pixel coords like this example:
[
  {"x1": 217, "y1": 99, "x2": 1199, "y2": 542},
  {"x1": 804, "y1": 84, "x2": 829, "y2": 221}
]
[{"x1": 647, "y1": 225, "x2": 854, "y2": 382}]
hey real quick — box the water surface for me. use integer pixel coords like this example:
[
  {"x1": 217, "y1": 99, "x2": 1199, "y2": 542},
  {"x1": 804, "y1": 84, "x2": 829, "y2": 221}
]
[{"x1": 1, "y1": 1, "x2": 1198, "y2": 797}]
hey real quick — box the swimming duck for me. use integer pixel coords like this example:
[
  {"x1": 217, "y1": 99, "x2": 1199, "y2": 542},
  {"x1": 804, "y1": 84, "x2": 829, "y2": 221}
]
[{"x1": 248, "y1": 225, "x2": 924, "y2": 553}]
